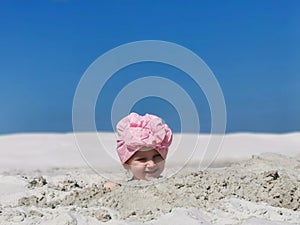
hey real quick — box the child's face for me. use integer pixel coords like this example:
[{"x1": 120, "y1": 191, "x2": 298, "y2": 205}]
[{"x1": 124, "y1": 149, "x2": 165, "y2": 181}]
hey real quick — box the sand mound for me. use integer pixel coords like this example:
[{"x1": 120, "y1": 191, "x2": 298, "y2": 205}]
[{"x1": 0, "y1": 153, "x2": 300, "y2": 224}]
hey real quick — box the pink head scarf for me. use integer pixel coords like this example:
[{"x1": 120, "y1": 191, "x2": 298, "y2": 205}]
[{"x1": 116, "y1": 112, "x2": 173, "y2": 164}]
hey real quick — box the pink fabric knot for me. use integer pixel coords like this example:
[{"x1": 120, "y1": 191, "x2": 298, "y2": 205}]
[{"x1": 116, "y1": 112, "x2": 173, "y2": 164}]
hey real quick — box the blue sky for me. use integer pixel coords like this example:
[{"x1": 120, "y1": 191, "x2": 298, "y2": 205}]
[{"x1": 0, "y1": 0, "x2": 299, "y2": 134}]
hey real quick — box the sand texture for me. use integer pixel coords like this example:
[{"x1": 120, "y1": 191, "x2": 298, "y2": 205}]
[{"x1": 1, "y1": 153, "x2": 299, "y2": 225}]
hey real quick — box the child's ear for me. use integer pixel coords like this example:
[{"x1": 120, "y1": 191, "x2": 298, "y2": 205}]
[{"x1": 123, "y1": 163, "x2": 130, "y2": 170}]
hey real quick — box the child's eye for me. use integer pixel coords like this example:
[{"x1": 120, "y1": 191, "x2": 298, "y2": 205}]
[
  {"x1": 137, "y1": 158, "x2": 146, "y2": 162},
  {"x1": 153, "y1": 155, "x2": 162, "y2": 161}
]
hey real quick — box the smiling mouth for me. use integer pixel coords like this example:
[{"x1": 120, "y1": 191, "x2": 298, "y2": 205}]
[{"x1": 144, "y1": 169, "x2": 159, "y2": 174}]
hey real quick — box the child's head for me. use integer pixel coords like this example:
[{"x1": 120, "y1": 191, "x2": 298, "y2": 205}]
[{"x1": 116, "y1": 112, "x2": 172, "y2": 180}]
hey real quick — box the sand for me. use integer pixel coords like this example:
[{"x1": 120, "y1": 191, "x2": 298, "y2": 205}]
[{"x1": 0, "y1": 133, "x2": 300, "y2": 224}]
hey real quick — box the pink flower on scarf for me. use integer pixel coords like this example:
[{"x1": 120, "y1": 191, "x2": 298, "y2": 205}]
[{"x1": 116, "y1": 113, "x2": 172, "y2": 164}]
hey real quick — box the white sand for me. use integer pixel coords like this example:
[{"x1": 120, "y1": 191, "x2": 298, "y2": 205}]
[{"x1": 0, "y1": 132, "x2": 299, "y2": 224}]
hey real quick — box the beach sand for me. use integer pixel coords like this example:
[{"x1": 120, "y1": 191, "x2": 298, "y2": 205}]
[{"x1": 0, "y1": 133, "x2": 299, "y2": 224}]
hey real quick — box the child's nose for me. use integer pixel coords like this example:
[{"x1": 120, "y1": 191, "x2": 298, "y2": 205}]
[{"x1": 146, "y1": 160, "x2": 155, "y2": 167}]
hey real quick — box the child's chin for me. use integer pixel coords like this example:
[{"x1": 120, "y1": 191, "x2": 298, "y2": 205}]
[{"x1": 144, "y1": 173, "x2": 160, "y2": 181}]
